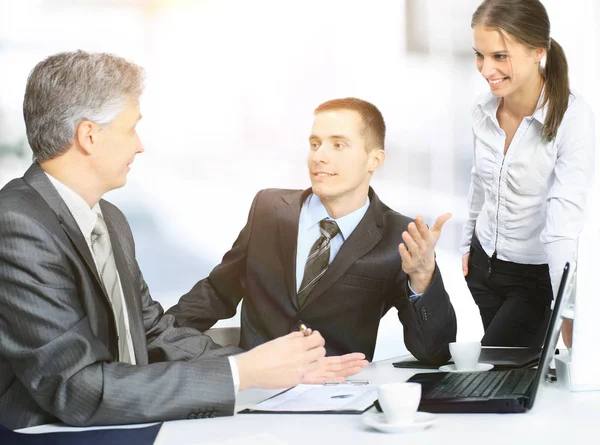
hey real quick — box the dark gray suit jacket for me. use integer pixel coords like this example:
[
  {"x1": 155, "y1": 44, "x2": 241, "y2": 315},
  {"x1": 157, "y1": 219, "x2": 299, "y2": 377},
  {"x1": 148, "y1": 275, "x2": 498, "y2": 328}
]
[
  {"x1": 167, "y1": 188, "x2": 457, "y2": 364},
  {"x1": 0, "y1": 163, "x2": 241, "y2": 430}
]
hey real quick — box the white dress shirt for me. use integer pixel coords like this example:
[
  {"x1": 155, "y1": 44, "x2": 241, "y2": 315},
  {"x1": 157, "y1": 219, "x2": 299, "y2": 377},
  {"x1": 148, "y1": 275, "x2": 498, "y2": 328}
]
[
  {"x1": 45, "y1": 173, "x2": 241, "y2": 392},
  {"x1": 460, "y1": 91, "x2": 595, "y2": 296}
]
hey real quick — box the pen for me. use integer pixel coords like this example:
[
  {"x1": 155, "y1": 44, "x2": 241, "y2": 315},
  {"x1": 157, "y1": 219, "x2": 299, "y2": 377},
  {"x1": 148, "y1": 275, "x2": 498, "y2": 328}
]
[{"x1": 299, "y1": 323, "x2": 311, "y2": 337}]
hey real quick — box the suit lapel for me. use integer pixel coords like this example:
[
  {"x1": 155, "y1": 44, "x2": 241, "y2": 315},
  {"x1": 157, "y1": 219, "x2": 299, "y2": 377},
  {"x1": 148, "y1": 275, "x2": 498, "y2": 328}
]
[
  {"x1": 24, "y1": 163, "x2": 145, "y2": 361},
  {"x1": 275, "y1": 190, "x2": 309, "y2": 309},
  {"x1": 300, "y1": 188, "x2": 384, "y2": 310},
  {"x1": 101, "y1": 204, "x2": 147, "y2": 364},
  {"x1": 23, "y1": 163, "x2": 109, "y2": 302}
]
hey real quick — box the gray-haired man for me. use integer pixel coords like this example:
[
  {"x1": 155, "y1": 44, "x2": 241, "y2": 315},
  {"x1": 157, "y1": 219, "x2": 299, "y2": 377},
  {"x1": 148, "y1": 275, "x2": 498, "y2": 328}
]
[{"x1": 0, "y1": 51, "x2": 367, "y2": 430}]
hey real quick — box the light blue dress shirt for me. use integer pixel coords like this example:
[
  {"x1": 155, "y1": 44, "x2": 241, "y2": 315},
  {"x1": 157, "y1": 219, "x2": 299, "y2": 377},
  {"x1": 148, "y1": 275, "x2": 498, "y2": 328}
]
[
  {"x1": 296, "y1": 194, "x2": 370, "y2": 290},
  {"x1": 295, "y1": 194, "x2": 421, "y2": 300}
]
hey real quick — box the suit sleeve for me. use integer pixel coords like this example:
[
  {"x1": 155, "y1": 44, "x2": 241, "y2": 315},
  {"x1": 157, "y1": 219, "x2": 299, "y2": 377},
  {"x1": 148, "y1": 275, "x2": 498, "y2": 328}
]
[
  {"x1": 165, "y1": 191, "x2": 262, "y2": 331},
  {"x1": 0, "y1": 210, "x2": 236, "y2": 426},
  {"x1": 394, "y1": 264, "x2": 457, "y2": 366},
  {"x1": 140, "y1": 275, "x2": 243, "y2": 362}
]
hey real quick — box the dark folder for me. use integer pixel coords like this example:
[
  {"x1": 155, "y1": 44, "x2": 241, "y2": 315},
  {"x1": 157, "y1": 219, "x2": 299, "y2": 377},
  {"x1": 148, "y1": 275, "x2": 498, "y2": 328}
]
[{"x1": 0, "y1": 422, "x2": 162, "y2": 445}]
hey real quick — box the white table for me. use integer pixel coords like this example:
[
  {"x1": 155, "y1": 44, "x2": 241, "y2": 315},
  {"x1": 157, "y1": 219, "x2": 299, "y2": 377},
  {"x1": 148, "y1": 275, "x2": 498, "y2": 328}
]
[{"x1": 20, "y1": 355, "x2": 600, "y2": 444}]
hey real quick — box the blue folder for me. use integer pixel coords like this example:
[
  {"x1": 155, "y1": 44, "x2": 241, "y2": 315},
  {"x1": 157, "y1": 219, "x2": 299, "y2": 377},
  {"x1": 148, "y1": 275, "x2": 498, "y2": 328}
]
[{"x1": 0, "y1": 422, "x2": 162, "y2": 445}]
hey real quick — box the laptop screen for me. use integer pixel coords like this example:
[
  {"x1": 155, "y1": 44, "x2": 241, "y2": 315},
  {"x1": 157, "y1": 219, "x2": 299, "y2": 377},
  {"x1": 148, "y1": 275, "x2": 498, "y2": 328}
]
[{"x1": 525, "y1": 262, "x2": 573, "y2": 409}]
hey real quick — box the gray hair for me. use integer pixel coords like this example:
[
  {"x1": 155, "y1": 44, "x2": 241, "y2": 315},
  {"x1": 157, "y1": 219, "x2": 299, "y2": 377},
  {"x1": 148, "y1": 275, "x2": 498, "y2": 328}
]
[{"x1": 23, "y1": 50, "x2": 145, "y2": 162}]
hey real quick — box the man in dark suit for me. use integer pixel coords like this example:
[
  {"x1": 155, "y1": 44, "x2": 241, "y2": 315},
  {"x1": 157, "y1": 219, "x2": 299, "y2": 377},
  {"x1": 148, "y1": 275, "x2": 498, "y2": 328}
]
[
  {"x1": 167, "y1": 98, "x2": 457, "y2": 365},
  {"x1": 0, "y1": 51, "x2": 364, "y2": 430}
]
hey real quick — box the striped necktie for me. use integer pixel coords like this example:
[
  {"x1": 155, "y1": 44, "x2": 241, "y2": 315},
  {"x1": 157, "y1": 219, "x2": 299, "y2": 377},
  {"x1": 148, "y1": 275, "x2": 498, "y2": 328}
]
[
  {"x1": 297, "y1": 219, "x2": 340, "y2": 308},
  {"x1": 91, "y1": 215, "x2": 133, "y2": 363}
]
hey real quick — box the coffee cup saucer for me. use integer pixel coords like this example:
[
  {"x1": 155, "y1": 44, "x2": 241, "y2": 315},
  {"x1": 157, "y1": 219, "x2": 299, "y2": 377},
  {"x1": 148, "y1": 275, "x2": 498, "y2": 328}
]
[
  {"x1": 438, "y1": 363, "x2": 494, "y2": 373},
  {"x1": 362, "y1": 410, "x2": 436, "y2": 433}
]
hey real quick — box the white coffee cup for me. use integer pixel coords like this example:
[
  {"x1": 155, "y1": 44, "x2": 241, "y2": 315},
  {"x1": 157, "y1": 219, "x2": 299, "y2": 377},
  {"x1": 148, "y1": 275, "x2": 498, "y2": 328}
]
[
  {"x1": 449, "y1": 341, "x2": 482, "y2": 371},
  {"x1": 377, "y1": 382, "x2": 422, "y2": 425}
]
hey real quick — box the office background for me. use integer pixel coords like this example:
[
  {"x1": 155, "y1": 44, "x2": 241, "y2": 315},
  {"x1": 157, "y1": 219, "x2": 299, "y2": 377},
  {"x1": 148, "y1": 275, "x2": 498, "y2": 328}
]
[{"x1": 1, "y1": 0, "x2": 598, "y2": 360}]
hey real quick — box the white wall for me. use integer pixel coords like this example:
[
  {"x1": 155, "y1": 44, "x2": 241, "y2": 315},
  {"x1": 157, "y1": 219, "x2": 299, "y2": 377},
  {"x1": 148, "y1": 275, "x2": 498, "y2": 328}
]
[{"x1": 1, "y1": 0, "x2": 598, "y2": 361}]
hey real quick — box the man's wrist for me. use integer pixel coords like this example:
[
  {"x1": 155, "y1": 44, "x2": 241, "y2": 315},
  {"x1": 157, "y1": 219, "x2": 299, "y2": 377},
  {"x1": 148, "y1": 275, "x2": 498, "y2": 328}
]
[
  {"x1": 235, "y1": 352, "x2": 253, "y2": 392},
  {"x1": 408, "y1": 267, "x2": 435, "y2": 294}
]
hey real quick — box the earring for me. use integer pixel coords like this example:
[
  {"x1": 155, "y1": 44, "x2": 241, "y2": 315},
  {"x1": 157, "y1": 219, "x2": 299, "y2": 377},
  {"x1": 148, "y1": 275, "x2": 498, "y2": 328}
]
[{"x1": 539, "y1": 54, "x2": 547, "y2": 70}]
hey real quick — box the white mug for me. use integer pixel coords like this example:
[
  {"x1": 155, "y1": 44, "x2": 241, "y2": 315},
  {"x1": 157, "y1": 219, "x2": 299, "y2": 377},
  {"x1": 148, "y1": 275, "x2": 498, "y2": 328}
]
[
  {"x1": 449, "y1": 341, "x2": 481, "y2": 371},
  {"x1": 377, "y1": 382, "x2": 422, "y2": 424}
]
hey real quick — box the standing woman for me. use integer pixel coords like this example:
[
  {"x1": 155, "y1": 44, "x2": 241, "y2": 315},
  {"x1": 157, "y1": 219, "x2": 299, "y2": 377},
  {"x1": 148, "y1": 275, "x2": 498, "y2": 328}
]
[{"x1": 460, "y1": 0, "x2": 595, "y2": 347}]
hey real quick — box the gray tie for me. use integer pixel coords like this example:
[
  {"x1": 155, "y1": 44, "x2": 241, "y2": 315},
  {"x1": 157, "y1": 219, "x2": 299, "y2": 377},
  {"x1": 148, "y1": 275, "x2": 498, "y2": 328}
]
[
  {"x1": 297, "y1": 219, "x2": 340, "y2": 308},
  {"x1": 91, "y1": 215, "x2": 133, "y2": 363}
]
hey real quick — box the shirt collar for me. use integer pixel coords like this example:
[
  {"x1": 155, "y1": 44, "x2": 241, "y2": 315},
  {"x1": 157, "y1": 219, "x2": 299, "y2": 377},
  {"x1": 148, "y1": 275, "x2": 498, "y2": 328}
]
[
  {"x1": 476, "y1": 88, "x2": 548, "y2": 124},
  {"x1": 304, "y1": 193, "x2": 370, "y2": 241},
  {"x1": 45, "y1": 172, "x2": 102, "y2": 241},
  {"x1": 531, "y1": 88, "x2": 548, "y2": 124},
  {"x1": 475, "y1": 92, "x2": 501, "y2": 117}
]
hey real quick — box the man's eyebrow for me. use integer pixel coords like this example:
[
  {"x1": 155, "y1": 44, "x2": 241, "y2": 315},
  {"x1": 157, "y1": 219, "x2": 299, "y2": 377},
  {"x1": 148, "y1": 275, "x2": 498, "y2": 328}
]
[{"x1": 329, "y1": 135, "x2": 350, "y2": 142}]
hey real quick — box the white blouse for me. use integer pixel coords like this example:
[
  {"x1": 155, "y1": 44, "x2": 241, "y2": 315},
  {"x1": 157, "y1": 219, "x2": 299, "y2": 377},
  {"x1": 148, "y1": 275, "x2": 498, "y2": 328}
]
[{"x1": 460, "y1": 91, "x2": 595, "y2": 295}]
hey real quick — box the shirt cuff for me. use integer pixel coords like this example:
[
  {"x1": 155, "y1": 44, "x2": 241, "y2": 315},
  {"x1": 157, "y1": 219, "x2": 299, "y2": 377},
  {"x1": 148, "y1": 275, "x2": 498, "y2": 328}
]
[
  {"x1": 407, "y1": 280, "x2": 423, "y2": 302},
  {"x1": 228, "y1": 356, "x2": 240, "y2": 395},
  {"x1": 459, "y1": 243, "x2": 471, "y2": 256}
]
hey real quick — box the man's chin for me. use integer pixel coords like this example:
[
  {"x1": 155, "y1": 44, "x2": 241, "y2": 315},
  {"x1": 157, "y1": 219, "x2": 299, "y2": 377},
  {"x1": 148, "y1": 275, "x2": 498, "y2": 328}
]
[
  {"x1": 108, "y1": 177, "x2": 128, "y2": 192},
  {"x1": 309, "y1": 183, "x2": 324, "y2": 195},
  {"x1": 311, "y1": 188, "x2": 336, "y2": 201}
]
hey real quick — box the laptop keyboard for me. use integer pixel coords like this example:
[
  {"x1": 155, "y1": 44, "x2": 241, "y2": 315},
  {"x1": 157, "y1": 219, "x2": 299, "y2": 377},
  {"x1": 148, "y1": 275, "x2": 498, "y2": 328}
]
[{"x1": 426, "y1": 369, "x2": 534, "y2": 400}]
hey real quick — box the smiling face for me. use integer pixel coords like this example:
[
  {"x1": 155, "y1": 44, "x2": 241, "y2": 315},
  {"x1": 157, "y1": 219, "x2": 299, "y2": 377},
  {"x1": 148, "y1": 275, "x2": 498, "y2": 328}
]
[
  {"x1": 473, "y1": 25, "x2": 545, "y2": 99},
  {"x1": 307, "y1": 109, "x2": 384, "y2": 216}
]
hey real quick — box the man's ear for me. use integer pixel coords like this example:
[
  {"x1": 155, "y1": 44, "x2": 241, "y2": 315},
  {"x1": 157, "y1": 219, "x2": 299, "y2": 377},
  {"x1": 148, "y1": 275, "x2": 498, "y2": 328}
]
[
  {"x1": 75, "y1": 120, "x2": 99, "y2": 155},
  {"x1": 368, "y1": 148, "x2": 385, "y2": 173}
]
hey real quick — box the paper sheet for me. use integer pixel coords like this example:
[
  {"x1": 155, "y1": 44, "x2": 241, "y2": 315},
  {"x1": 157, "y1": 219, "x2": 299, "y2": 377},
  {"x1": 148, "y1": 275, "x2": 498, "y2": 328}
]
[{"x1": 246, "y1": 384, "x2": 377, "y2": 412}]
